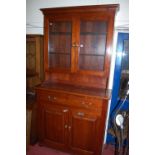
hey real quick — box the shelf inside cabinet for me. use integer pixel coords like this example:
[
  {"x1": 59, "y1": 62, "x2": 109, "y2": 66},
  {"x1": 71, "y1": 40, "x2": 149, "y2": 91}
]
[
  {"x1": 80, "y1": 53, "x2": 105, "y2": 56},
  {"x1": 48, "y1": 53, "x2": 71, "y2": 69},
  {"x1": 80, "y1": 32, "x2": 107, "y2": 35},
  {"x1": 79, "y1": 55, "x2": 105, "y2": 71},
  {"x1": 49, "y1": 52, "x2": 70, "y2": 55},
  {"x1": 50, "y1": 32, "x2": 72, "y2": 35}
]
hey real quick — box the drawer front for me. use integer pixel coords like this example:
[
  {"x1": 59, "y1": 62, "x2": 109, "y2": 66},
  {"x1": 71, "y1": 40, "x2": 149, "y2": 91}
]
[
  {"x1": 67, "y1": 94, "x2": 102, "y2": 110},
  {"x1": 36, "y1": 90, "x2": 103, "y2": 115},
  {"x1": 37, "y1": 91, "x2": 67, "y2": 103}
]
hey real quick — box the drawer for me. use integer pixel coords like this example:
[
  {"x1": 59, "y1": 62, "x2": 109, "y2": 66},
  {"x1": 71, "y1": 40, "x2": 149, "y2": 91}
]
[
  {"x1": 67, "y1": 94, "x2": 102, "y2": 110},
  {"x1": 37, "y1": 91, "x2": 68, "y2": 104},
  {"x1": 36, "y1": 91, "x2": 103, "y2": 114}
]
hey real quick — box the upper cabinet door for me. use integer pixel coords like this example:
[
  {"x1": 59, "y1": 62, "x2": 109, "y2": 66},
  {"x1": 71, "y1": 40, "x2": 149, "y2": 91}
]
[
  {"x1": 46, "y1": 17, "x2": 73, "y2": 71},
  {"x1": 79, "y1": 20, "x2": 107, "y2": 72},
  {"x1": 74, "y1": 14, "x2": 113, "y2": 77}
]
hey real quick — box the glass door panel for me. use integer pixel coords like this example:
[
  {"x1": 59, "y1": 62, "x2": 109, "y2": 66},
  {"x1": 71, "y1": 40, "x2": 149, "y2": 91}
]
[
  {"x1": 79, "y1": 21, "x2": 107, "y2": 71},
  {"x1": 48, "y1": 21, "x2": 72, "y2": 69}
]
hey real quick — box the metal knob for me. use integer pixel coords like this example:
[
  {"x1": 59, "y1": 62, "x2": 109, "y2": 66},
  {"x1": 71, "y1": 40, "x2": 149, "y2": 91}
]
[
  {"x1": 72, "y1": 42, "x2": 78, "y2": 47},
  {"x1": 89, "y1": 102, "x2": 92, "y2": 105},
  {"x1": 77, "y1": 112, "x2": 85, "y2": 117},
  {"x1": 63, "y1": 109, "x2": 68, "y2": 113},
  {"x1": 53, "y1": 96, "x2": 57, "y2": 100},
  {"x1": 81, "y1": 101, "x2": 85, "y2": 105},
  {"x1": 64, "y1": 125, "x2": 68, "y2": 129},
  {"x1": 68, "y1": 126, "x2": 71, "y2": 131},
  {"x1": 48, "y1": 95, "x2": 56, "y2": 101},
  {"x1": 48, "y1": 95, "x2": 51, "y2": 100},
  {"x1": 80, "y1": 44, "x2": 84, "y2": 48},
  {"x1": 72, "y1": 42, "x2": 84, "y2": 48}
]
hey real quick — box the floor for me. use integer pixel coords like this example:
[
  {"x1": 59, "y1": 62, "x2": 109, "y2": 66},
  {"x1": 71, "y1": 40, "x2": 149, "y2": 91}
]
[{"x1": 26, "y1": 143, "x2": 115, "y2": 155}]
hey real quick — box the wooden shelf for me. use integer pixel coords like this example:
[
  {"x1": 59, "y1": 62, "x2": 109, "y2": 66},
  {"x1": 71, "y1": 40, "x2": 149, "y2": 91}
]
[
  {"x1": 50, "y1": 32, "x2": 71, "y2": 35},
  {"x1": 49, "y1": 52, "x2": 70, "y2": 55},
  {"x1": 80, "y1": 32, "x2": 107, "y2": 35},
  {"x1": 80, "y1": 53, "x2": 105, "y2": 56}
]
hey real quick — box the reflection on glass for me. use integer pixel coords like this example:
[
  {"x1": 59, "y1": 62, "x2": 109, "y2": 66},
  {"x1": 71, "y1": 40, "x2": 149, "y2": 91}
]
[{"x1": 119, "y1": 40, "x2": 129, "y2": 98}]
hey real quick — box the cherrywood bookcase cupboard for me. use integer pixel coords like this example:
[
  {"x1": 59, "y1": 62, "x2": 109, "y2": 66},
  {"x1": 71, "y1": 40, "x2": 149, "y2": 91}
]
[{"x1": 36, "y1": 4, "x2": 119, "y2": 155}]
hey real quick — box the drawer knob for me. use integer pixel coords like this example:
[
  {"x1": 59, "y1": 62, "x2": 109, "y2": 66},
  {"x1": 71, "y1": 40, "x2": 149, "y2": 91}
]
[
  {"x1": 48, "y1": 95, "x2": 57, "y2": 101},
  {"x1": 48, "y1": 95, "x2": 51, "y2": 100},
  {"x1": 68, "y1": 126, "x2": 71, "y2": 131},
  {"x1": 89, "y1": 102, "x2": 92, "y2": 105},
  {"x1": 53, "y1": 97, "x2": 57, "y2": 100},
  {"x1": 77, "y1": 112, "x2": 85, "y2": 117},
  {"x1": 64, "y1": 125, "x2": 68, "y2": 129},
  {"x1": 63, "y1": 109, "x2": 68, "y2": 113},
  {"x1": 81, "y1": 101, "x2": 85, "y2": 105},
  {"x1": 80, "y1": 44, "x2": 84, "y2": 48}
]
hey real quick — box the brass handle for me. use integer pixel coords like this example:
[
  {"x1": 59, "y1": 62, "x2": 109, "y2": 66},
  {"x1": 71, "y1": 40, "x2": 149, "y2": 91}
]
[
  {"x1": 63, "y1": 109, "x2": 68, "y2": 113},
  {"x1": 48, "y1": 95, "x2": 51, "y2": 100},
  {"x1": 77, "y1": 112, "x2": 85, "y2": 117},
  {"x1": 72, "y1": 42, "x2": 78, "y2": 47},
  {"x1": 89, "y1": 102, "x2": 92, "y2": 105},
  {"x1": 72, "y1": 42, "x2": 83, "y2": 47},
  {"x1": 53, "y1": 97, "x2": 57, "y2": 100},
  {"x1": 80, "y1": 44, "x2": 84, "y2": 48},
  {"x1": 81, "y1": 101, "x2": 85, "y2": 105},
  {"x1": 48, "y1": 95, "x2": 56, "y2": 101},
  {"x1": 68, "y1": 126, "x2": 71, "y2": 131}
]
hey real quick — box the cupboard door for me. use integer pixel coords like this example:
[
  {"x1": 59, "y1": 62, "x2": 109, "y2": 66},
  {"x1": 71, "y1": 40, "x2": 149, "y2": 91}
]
[
  {"x1": 48, "y1": 20, "x2": 72, "y2": 70},
  {"x1": 69, "y1": 109, "x2": 100, "y2": 155},
  {"x1": 39, "y1": 103, "x2": 69, "y2": 149}
]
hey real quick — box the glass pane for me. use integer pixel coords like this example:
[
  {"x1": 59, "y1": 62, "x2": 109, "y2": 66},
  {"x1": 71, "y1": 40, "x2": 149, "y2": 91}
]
[
  {"x1": 48, "y1": 21, "x2": 71, "y2": 69},
  {"x1": 49, "y1": 54, "x2": 70, "y2": 68},
  {"x1": 79, "y1": 21, "x2": 107, "y2": 71},
  {"x1": 119, "y1": 39, "x2": 129, "y2": 97},
  {"x1": 79, "y1": 55, "x2": 105, "y2": 70}
]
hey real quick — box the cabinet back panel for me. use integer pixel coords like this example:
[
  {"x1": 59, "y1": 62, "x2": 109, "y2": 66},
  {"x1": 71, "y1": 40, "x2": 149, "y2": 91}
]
[{"x1": 47, "y1": 72, "x2": 107, "y2": 88}]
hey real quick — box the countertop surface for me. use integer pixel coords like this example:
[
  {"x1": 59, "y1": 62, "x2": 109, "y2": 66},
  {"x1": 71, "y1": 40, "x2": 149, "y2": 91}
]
[{"x1": 36, "y1": 82, "x2": 111, "y2": 100}]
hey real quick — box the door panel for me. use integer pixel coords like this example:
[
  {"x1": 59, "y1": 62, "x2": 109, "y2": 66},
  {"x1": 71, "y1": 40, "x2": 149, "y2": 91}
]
[
  {"x1": 69, "y1": 109, "x2": 99, "y2": 154},
  {"x1": 44, "y1": 110, "x2": 65, "y2": 143},
  {"x1": 48, "y1": 21, "x2": 72, "y2": 69},
  {"x1": 40, "y1": 103, "x2": 68, "y2": 149},
  {"x1": 79, "y1": 20, "x2": 107, "y2": 72}
]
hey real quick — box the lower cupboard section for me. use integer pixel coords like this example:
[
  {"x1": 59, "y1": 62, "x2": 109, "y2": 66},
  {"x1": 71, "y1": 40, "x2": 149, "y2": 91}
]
[{"x1": 37, "y1": 94, "x2": 108, "y2": 155}]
